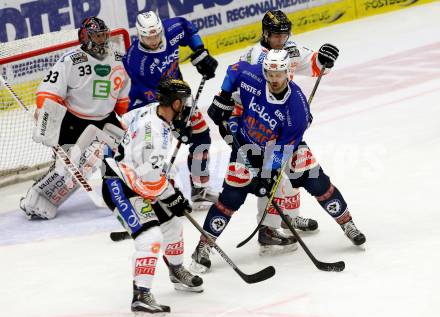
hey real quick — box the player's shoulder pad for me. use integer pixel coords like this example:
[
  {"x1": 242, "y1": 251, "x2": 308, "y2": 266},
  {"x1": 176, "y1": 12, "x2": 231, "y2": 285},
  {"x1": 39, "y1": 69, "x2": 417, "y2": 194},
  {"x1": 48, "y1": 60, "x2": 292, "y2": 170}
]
[
  {"x1": 163, "y1": 17, "x2": 184, "y2": 33},
  {"x1": 59, "y1": 48, "x2": 86, "y2": 64}
]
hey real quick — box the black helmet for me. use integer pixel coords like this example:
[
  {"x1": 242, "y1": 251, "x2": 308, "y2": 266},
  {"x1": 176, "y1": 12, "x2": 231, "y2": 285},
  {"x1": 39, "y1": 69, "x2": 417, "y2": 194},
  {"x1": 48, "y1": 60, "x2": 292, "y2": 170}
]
[
  {"x1": 157, "y1": 77, "x2": 193, "y2": 142},
  {"x1": 78, "y1": 16, "x2": 110, "y2": 60},
  {"x1": 157, "y1": 77, "x2": 192, "y2": 106},
  {"x1": 262, "y1": 10, "x2": 292, "y2": 35}
]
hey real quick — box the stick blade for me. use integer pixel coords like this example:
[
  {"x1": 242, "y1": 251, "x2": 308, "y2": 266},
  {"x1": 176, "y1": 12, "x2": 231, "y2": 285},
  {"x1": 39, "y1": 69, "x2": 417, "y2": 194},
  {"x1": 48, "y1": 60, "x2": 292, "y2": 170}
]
[
  {"x1": 235, "y1": 265, "x2": 276, "y2": 284},
  {"x1": 110, "y1": 231, "x2": 130, "y2": 242},
  {"x1": 316, "y1": 261, "x2": 345, "y2": 272}
]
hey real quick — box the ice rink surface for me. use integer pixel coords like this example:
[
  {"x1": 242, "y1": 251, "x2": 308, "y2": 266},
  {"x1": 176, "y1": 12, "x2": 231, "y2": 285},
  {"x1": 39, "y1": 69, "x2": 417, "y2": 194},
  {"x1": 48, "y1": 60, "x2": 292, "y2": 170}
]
[{"x1": 1, "y1": 3, "x2": 440, "y2": 316}]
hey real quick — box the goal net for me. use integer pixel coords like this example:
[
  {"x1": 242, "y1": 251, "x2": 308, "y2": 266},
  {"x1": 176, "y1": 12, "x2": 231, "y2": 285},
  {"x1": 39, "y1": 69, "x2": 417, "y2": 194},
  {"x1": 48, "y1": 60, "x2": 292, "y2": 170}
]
[{"x1": 0, "y1": 28, "x2": 130, "y2": 187}]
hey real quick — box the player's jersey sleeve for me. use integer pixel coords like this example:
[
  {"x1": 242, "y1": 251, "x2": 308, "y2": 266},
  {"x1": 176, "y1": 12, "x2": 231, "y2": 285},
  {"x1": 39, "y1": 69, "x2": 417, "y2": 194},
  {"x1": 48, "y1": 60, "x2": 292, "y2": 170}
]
[
  {"x1": 221, "y1": 61, "x2": 247, "y2": 93},
  {"x1": 165, "y1": 17, "x2": 203, "y2": 50},
  {"x1": 113, "y1": 54, "x2": 131, "y2": 116},
  {"x1": 35, "y1": 53, "x2": 70, "y2": 108},
  {"x1": 285, "y1": 39, "x2": 327, "y2": 77}
]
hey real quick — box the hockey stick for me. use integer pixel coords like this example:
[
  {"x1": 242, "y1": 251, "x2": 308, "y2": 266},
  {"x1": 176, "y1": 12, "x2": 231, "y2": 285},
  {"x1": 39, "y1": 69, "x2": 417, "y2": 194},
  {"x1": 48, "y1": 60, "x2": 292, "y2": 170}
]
[
  {"x1": 269, "y1": 195, "x2": 345, "y2": 272},
  {"x1": 0, "y1": 75, "x2": 105, "y2": 208},
  {"x1": 184, "y1": 210, "x2": 275, "y2": 283},
  {"x1": 236, "y1": 65, "x2": 327, "y2": 248},
  {"x1": 110, "y1": 76, "x2": 207, "y2": 242}
]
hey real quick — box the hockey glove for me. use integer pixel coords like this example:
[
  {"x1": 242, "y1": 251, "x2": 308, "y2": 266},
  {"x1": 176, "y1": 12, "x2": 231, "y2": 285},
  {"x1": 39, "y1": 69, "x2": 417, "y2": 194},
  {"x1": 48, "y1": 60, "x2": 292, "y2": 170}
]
[
  {"x1": 208, "y1": 95, "x2": 235, "y2": 126},
  {"x1": 160, "y1": 188, "x2": 191, "y2": 217},
  {"x1": 191, "y1": 48, "x2": 218, "y2": 80},
  {"x1": 284, "y1": 43, "x2": 300, "y2": 58},
  {"x1": 252, "y1": 169, "x2": 281, "y2": 198},
  {"x1": 171, "y1": 120, "x2": 192, "y2": 144},
  {"x1": 318, "y1": 43, "x2": 339, "y2": 68}
]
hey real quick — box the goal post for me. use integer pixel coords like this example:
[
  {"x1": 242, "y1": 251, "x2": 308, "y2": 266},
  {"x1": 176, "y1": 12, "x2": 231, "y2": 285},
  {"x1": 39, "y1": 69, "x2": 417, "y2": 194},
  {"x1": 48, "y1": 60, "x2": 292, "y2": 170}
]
[{"x1": 0, "y1": 28, "x2": 130, "y2": 187}]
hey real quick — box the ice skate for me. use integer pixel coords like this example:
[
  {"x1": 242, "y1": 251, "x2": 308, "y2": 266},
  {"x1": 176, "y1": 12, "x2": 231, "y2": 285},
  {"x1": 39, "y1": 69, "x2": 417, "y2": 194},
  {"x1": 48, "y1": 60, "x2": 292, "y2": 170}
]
[
  {"x1": 341, "y1": 220, "x2": 366, "y2": 246},
  {"x1": 168, "y1": 263, "x2": 204, "y2": 293},
  {"x1": 19, "y1": 196, "x2": 49, "y2": 220},
  {"x1": 191, "y1": 186, "x2": 218, "y2": 212},
  {"x1": 190, "y1": 240, "x2": 212, "y2": 273},
  {"x1": 131, "y1": 283, "x2": 170, "y2": 315},
  {"x1": 281, "y1": 215, "x2": 318, "y2": 233},
  {"x1": 258, "y1": 225, "x2": 298, "y2": 256}
]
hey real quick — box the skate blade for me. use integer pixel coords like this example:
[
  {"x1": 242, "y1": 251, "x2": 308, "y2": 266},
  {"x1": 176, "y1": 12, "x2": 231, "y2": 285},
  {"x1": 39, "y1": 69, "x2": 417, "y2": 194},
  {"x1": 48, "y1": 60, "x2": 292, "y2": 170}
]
[
  {"x1": 173, "y1": 283, "x2": 204, "y2": 293},
  {"x1": 189, "y1": 260, "x2": 210, "y2": 274},
  {"x1": 133, "y1": 312, "x2": 168, "y2": 316},
  {"x1": 355, "y1": 244, "x2": 366, "y2": 251},
  {"x1": 259, "y1": 243, "x2": 298, "y2": 256},
  {"x1": 283, "y1": 228, "x2": 320, "y2": 235},
  {"x1": 192, "y1": 202, "x2": 213, "y2": 212}
]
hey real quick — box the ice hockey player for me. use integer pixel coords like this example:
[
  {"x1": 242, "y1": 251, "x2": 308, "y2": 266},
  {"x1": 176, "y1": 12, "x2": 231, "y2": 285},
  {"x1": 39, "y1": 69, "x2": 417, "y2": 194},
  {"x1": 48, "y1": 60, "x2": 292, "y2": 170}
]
[
  {"x1": 238, "y1": 9, "x2": 341, "y2": 248},
  {"x1": 20, "y1": 16, "x2": 129, "y2": 220},
  {"x1": 102, "y1": 78, "x2": 203, "y2": 314},
  {"x1": 191, "y1": 49, "x2": 366, "y2": 273},
  {"x1": 123, "y1": 11, "x2": 219, "y2": 211}
]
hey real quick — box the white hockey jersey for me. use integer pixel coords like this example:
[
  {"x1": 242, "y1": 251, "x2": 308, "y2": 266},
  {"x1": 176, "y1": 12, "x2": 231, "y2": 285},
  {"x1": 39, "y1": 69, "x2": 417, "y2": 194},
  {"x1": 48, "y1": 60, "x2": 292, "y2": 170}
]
[
  {"x1": 239, "y1": 37, "x2": 327, "y2": 78},
  {"x1": 36, "y1": 48, "x2": 130, "y2": 120},
  {"x1": 111, "y1": 104, "x2": 176, "y2": 200}
]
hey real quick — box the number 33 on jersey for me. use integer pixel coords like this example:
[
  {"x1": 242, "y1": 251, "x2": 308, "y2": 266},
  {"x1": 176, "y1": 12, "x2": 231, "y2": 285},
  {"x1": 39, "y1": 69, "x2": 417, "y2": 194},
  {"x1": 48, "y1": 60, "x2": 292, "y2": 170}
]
[{"x1": 36, "y1": 48, "x2": 130, "y2": 120}]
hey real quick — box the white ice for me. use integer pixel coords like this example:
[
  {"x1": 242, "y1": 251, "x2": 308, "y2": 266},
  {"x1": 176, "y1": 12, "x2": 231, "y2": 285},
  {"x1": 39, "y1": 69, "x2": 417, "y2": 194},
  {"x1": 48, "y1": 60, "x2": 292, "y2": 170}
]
[{"x1": 1, "y1": 3, "x2": 440, "y2": 317}]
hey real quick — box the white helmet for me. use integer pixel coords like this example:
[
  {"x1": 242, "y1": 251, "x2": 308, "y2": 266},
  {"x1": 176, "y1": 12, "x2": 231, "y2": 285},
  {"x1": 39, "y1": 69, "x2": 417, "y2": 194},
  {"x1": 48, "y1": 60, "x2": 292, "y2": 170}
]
[
  {"x1": 263, "y1": 49, "x2": 290, "y2": 72},
  {"x1": 136, "y1": 11, "x2": 163, "y2": 37}
]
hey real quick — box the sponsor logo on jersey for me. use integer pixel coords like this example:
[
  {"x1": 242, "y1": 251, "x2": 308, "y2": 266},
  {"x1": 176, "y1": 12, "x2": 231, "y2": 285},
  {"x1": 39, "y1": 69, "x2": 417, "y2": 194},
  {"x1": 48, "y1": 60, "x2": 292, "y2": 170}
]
[
  {"x1": 93, "y1": 80, "x2": 111, "y2": 98},
  {"x1": 243, "y1": 70, "x2": 263, "y2": 83},
  {"x1": 135, "y1": 257, "x2": 157, "y2": 276},
  {"x1": 114, "y1": 51, "x2": 123, "y2": 61},
  {"x1": 169, "y1": 31, "x2": 184, "y2": 46},
  {"x1": 161, "y1": 127, "x2": 170, "y2": 149},
  {"x1": 70, "y1": 52, "x2": 88, "y2": 65},
  {"x1": 248, "y1": 96, "x2": 278, "y2": 130},
  {"x1": 94, "y1": 64, "x2": 111, "y2": 77},
  {"x1": 144, "y1": 122, "x2": 153, "y2": 149},
  {"x1": 149, "y1": 49, "x2": 179, "y2": 74},
  {"x1": 240, "y1": 82, "x2": 261, "y2": 96},
  {"x1": 165, "y1": 241, "x2": 184, "y2": 256}
]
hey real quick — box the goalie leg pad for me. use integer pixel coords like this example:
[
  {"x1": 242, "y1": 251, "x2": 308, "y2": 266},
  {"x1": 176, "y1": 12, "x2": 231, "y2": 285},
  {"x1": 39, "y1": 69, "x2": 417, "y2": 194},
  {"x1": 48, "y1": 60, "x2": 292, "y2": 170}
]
[
  {"x1": 20, "y1": 161, "x2": 77, "y2": 219},
  {"x1": 32, "y1": 98, "x2": 67, "y2": 147},
  {"x1": 160, "y1": 216, "x2": 184, "y2": 266},
  {"x1": 132, "y1": 227, "x2": 162, "y2": 289}
]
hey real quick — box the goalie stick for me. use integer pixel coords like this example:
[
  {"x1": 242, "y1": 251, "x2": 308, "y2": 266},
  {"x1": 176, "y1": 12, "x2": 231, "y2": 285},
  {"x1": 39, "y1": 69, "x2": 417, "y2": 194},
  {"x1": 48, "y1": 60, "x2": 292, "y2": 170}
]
[
  {"x1": 0, "y1": 75, "x2": 106, "y2": 208},
  {"x1": 236, "y1": 65, "x2": 327, "y2": 248}
]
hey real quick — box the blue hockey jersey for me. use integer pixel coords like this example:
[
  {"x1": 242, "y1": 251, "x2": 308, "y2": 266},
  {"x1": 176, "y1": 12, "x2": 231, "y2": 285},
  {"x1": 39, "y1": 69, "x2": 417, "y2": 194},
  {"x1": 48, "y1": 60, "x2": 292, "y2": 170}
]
[
  {"x1": 123, "y1": 17, "x2": 203, "y2": 110},
  {"x1": 222, "y1": 61, "x2": 311, "y2": 170}
]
